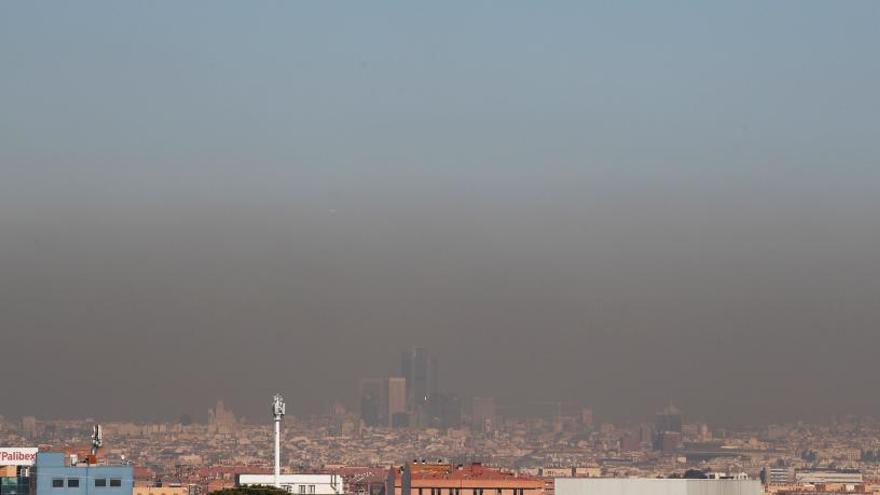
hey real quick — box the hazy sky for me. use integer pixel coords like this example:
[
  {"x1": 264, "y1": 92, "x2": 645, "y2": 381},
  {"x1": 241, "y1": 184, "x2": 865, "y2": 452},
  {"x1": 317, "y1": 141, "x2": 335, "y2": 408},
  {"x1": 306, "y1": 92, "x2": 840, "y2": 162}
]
[{"x1": 1, "y1": 2, "x2": 879, "y2": 425}]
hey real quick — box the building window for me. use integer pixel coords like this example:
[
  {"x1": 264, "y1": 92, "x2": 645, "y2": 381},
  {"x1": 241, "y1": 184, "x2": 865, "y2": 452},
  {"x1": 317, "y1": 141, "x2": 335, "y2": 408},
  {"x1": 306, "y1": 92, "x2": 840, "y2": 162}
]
[
  {"x1": 299, "y1": 485, "x2": 306, "y2": 494},
  {"x1": 95, "y1": 479, "x2": 107, "y2": 487},
  {"x1": 110, "y1": 479, "x2": 122, "y2": 487},
  {"x1": 497, "y1": 490, "x2": 502, "y2": 495},
  {"x1": 52, "y1": 479, "x2": 64, "y2": 488},
  {"x1": 67, "y1": 479, "x2": 80, "y2": 488},
  {"x1": 308, "y1": 487, "x2": 315, "y2": 495}
]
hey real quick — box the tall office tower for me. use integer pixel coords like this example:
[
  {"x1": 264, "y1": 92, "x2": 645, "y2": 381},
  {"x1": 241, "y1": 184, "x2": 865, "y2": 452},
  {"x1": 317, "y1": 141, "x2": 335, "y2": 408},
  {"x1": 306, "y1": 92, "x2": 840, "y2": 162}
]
[
  {"x1": 386, "y1": 376, "x2": 407, "y2": 427},
  {"x1": 437, "y1": 393, "x2": 462, "y2": 429},
  {"x1": 359, "y1": 378, "x2": 386, "y2": 427},
  {"x1": 655, "y1": 404, "x2": 683, "y2": 433},
  {"x1": 471, "y1": 396, "x2": 497, "y2": 432},
  {"x1": 401, "y1": 347, "x2": 439, "y2": 411},
  {"x1": 414, "y1": 392, "x2": 458, "y2": 429},
  {"x1": 654, "y1": 404, "x2": 683, "y2": 450},
  {"x1": 430, "y1": 355, "x2": 439, "y2": 402},
  {"x1": 639, "y1": 423, "x2": 654, "y2": 444},
  {"x1": 580, "y1": 408, "x2": 594, "y2": 429}
]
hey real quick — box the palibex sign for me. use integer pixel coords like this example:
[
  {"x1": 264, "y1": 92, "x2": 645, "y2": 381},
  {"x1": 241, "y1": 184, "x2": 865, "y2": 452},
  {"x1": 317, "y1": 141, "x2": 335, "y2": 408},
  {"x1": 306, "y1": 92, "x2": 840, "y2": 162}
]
[{"x1": 0, "y1": 448, "x2": 38, "y2": 466}]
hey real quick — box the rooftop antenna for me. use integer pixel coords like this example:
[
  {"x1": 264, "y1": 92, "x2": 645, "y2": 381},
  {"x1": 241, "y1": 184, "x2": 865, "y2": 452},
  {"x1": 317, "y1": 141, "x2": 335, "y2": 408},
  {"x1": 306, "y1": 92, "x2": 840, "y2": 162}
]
[
  {"x1": 272, "y1": 394, "x2": 286, "y2": 488},
  {"x1": 91, "y1": 424, "x2": 103, "y2": 457}
]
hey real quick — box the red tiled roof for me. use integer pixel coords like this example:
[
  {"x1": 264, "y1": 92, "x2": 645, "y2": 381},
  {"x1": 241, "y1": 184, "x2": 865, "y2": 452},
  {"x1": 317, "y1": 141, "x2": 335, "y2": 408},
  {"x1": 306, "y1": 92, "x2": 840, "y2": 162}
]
[{"x1": 407, "y1": 464, "x2": 540, "y2": 482}]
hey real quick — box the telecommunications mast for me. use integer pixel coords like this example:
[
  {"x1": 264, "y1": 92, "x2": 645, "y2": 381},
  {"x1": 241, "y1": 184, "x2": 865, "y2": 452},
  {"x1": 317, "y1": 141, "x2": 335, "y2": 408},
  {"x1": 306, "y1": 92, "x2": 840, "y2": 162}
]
[
  {"x1": 91, "y1": 424, "x2": 103, "y2": 456},
  {"x1": 272, "y1": 394, "x2": 286, "y2": 488}
]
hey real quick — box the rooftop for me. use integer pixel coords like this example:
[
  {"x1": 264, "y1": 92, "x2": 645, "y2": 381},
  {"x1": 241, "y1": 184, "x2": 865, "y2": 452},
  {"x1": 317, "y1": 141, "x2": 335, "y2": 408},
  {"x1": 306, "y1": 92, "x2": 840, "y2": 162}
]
[{"x1": 405, "y1": 463, "x2": 538, "y2": 481}]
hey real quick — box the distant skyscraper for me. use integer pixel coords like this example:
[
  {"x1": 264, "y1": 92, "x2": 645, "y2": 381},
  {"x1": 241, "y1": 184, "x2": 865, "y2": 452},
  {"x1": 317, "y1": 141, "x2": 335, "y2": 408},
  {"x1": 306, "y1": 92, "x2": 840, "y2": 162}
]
[
  {"x1": 654, "y1": 404, "x2": 683, "y2": 450},
  {"x1": 655, "y1": 404, "x2": 683, "y2": 433},
  {"x1": 580, "y1": 408, "x2": 594, "y2": 429},
  {"x1": 359, "y1": 378, "x2": 385, "y2": 427},
  {"x1": 386, "y1": 376, "x2": 407, "y2": 427},
  {"x1": 658, "y1": 430, "x2": 683, "y2": 453},
  {"x1": 640, "y1": 423, "x2": 654, "y2": 444},
  {"x1": 401, "y1": 347, "x2": 439, "y2": 411},
  {"x1": 472, "y1": 396, "x2": 497, "y2": 432},
  {"x1": 437, "y1": 393, "x2": 462, "y2": 429}
]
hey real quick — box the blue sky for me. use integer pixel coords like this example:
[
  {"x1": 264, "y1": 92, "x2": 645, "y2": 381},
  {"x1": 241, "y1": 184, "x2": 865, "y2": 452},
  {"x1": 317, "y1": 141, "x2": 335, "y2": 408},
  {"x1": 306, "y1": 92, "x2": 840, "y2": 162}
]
[{"x1": 3, "y1": 2, "x2": 878, "y2": 180}]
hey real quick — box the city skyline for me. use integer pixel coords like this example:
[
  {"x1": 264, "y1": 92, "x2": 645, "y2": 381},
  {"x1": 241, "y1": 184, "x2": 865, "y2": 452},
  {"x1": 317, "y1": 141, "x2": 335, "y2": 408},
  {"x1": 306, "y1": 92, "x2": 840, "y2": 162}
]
[
  {"x1": 0, "y1": 342, "x2": 870, "y2": 428},
  {"x1": 4, "y1": 3, "x2": 880, "y2": 495},
  {"x1": 6, "y1": 405, "x2": 880, "y2": 482}
]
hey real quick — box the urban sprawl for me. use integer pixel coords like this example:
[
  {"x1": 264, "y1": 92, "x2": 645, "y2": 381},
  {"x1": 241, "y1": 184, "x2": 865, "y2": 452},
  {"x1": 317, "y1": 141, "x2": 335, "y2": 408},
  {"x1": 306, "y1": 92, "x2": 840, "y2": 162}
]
[{"x1": 2, "y1": 348, "x2": 879, "y2": 495}]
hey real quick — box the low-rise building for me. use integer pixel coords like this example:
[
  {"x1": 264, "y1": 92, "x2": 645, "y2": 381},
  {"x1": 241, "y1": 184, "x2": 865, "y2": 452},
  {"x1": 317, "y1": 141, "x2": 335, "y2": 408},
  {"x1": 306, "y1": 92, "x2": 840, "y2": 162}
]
[
  {"x1": 795, "y1": 470, "x2": 864, "y2": 485},
  {"x1": 32, "y1": 453, "x2": 133, "y2": 495},
  {"x1": 1, "y1": 447, "x2": 37, "y2": 495},
  {"x1": 389, "y1": 462, "x2": 544, "y2": 495},
  {"x1": 237, "y1": 474, "x2": 343, "y2": 495},
  {"x1": 132, "y1": 485, "x2": 188, "y2": 495},
  {"x1": 1, "y1": 467, "x2": 31, "y2": 495},
  {"x1": 764, "y1": 467, "x2": 795, "y2": 485},
  {"x1": 538, "y1": 470, "x2": 571, "y2": 479},
  {"x1": 554, "y1": 478, "x2": 761, "y2": 495},
  {"x1": 571, "y1": 467, "x2": 601, "y2": 479}
]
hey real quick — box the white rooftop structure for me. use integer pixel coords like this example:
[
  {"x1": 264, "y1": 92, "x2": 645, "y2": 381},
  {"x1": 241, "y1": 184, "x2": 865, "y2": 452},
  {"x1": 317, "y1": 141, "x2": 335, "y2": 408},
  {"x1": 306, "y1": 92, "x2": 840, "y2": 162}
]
[
  {"x1": 555, "y1": 478, "x2": 762, "y2": 495},
  {"x1": 238, "y1": 474, "x2": 343, "y2": 495},
  {"x1": 795, "y1": 470, "x2": 863, "y2": 484}
]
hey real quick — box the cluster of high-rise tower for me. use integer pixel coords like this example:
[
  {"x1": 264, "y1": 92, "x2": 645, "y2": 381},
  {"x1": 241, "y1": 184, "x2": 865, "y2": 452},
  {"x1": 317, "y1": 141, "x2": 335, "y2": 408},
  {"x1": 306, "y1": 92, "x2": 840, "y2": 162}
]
[{"x1": 359, "y1": 347, "x2": 460, "y2": 429}]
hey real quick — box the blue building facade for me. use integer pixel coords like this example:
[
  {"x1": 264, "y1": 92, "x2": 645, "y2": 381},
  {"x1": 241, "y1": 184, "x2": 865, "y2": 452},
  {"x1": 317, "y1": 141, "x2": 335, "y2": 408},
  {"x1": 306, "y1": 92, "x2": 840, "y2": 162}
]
[{"x1": 33, "y1": 454, "x2": 132, "y2": 495}]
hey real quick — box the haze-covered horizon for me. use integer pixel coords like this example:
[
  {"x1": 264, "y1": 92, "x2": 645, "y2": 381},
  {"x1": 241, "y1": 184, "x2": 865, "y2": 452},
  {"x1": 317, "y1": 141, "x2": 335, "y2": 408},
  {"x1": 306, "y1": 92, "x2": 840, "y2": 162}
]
[{"x1": 2, "y1": 2, "x2": 879, "y2": 425}]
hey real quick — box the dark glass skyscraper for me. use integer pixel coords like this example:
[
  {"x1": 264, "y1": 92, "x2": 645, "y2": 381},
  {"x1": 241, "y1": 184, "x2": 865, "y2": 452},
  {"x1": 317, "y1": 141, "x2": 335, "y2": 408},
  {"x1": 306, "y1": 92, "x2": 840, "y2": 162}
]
[
  {"x1": 653, "y1": 404, "x2": 683, "y2": 450},
  {"x1": 655, "y1": 404, "x2": 683, "y2": 433},
  {"x1": 401, "y1": 346, "x2": 439, "y2": 413},
  {"x1": 358, "y1": 377, "x2": 385, "y2": 427}
]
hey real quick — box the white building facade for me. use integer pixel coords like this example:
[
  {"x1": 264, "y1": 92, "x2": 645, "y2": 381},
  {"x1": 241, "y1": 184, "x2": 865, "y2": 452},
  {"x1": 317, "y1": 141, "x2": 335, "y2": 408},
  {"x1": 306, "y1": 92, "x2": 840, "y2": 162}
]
[
  {"x1": 794, "y1": 470, "x2": 863, "y2": 484},
  {"x1": 238, "y1": 474, "x2": 343, "y2": 495},
  {"x1": 555, "y1": 478, "x2": 762, "y2": 495}
]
